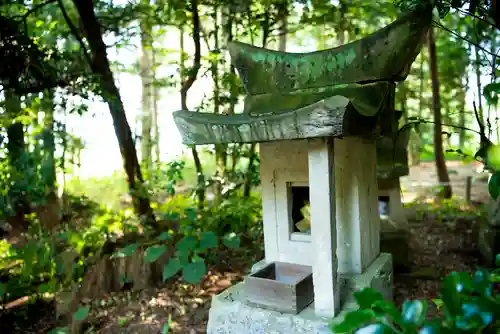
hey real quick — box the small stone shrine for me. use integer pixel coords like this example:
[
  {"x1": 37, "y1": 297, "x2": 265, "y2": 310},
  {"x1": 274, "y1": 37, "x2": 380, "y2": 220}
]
[
  {"x1": 377, "y1": 122, "x2": 412, "y2": 270},
  {"x1": 173, "y1": 6, "x2": 432, "y2": 333}
]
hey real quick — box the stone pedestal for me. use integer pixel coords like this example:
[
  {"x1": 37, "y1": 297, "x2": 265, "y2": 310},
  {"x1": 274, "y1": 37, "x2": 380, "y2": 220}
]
[{"x1": 208, "y1": 254, "x2": 392, "y2": 334}]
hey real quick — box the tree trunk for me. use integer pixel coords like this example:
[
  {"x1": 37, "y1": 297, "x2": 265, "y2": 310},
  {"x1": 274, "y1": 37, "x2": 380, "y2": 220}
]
[
  {"x1": 178, "y1": 0, "x2": 205, "y2": 209},
  {"x1": 211, "y1": 5, "x2": 227, "y2": 205},
  {"x1": 491, "y1": 29, "x2": 499, "y2": 142},
  {"x1": 139, "y1": 7, "x2": 154, "y2": 173},
  {"x1": 39, "y1": 90, "x2": 60, "y2": 230},
  {"x1": 5, "y1": 89, "x2": 29, "y2": 230},
  {"x1": 413, "y1": 52, "x2": 425, "y2": 165},
  {"x1": 42, "y1": 90, "x2": 57, "y2": 194},
  {"x1": 428, "y1": 28, "x2": 452, "y2": 199},
  {"x1": 475, "y1": 45, "x2": 484, "y2": 125},
  {"x1": 458, "y1": 77, "x2": 468, "y2": 149},
  {"x1": 72, "y1": 0, "x2": 156, "y2": 226},
  {"x1": 151, "y1": 44, "x2": 160, "y2": 165},
  {"x1": 337, "y1": 0, "x2": 348, "y2": 45}
]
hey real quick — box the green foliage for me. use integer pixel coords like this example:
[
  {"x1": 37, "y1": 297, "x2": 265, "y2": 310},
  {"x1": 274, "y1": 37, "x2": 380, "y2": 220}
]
[
  {"x1": 331, "y1": 261, "x2": 500, "y2": 333},
  {"x1": 145, "y1": 160, "x2": 186, "y2": 198},
  {"x1": 488, "y1": 173, "x2": 500, "y2": 200},
  {"x1": 406, "y1": 197, "x2": 485, "y2": 223},
  {"x1": 200, "y1": 193, "x2": 263, "y2": 237}
]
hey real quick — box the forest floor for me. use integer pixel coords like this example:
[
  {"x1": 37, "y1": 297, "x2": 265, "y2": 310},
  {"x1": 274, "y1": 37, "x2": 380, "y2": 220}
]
[{"x1": 0, "y1": 161, "x2": 490, "y2": 333}]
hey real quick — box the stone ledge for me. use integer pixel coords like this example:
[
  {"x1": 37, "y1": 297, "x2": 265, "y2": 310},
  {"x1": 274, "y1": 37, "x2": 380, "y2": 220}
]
[{"x1": 207, "y1": 253, "x2": 392, "y2": 334}]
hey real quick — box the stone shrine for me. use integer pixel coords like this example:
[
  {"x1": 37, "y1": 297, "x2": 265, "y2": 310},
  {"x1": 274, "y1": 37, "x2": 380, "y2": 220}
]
[{"x1": 173, "y1": 6, "x2": 432, "y2": 333}]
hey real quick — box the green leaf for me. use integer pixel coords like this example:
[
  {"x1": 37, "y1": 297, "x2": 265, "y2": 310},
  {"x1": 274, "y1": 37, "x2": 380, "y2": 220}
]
[
  {"x1": 72, "y1": 305, "x2": 90, "y2": 321},
  {"x1": 418, "y1": 320, "x2": 441, "y2": 334},
  {"x1": 199, "y1": 231, "x2": 218, "y2": 249},
  {"x1": 441, "y1": 272, "x2": 471, "y2": 316},
  {"x1": 163, "y1": 258, "x2": 182, "y2": 281},
  {"x1": 176, "y1": 235, "x2": 198, "y2": 253},
  {"x1": 495, "y1": 253, "x2": 500, "y2": 267},
  {"x1": 144, "y1": 245, "x2": 168, "y2": 263},
  {"x1": 401, "y1": 300, "x2": 427, "y2": 327},
  {"x1": 38, "y1": 281, "x2": 54, "y2": 294},
  {"x1": 185, "y1": 208, "x2": 197, "y2": 222},
  {"x1": 486, "y1": 145, "x2": 500, "y2": 172},
  {"x1": 182, "y1": 259, "x2": 206, "y2": 284},
  {"x1": 355, "y1": 324, "x2": 390, "y2": 333},
  {"x1": 222, "y1": 233, "x2": 240, "y2": 249},
  {"x1": 432, "y1": 298, "x2": 444, "y2": 310},
  {"x1": 372, "y1": 299, "x2": 401, "y2": 321},
  {"x1": 353, "y1": 288, "x2": 384, "y2": 309},
  {"x1": 161, "y1": 321, "x2": 170, "y2": 334},
  {"x1": 47, "y1": 327, "x2": 69, "y2": 334},
  {"x1": 112, "y1": 242, "x2": 139, "y2": 258},
  {"x1": 332, "y1": 309, "x2": 375, "y2": 332},
  {"x1": 484, "y1": 82, "x2": 500, "y2": 105},
  {"x1": 159, "y1": 231, "x2": 173, "y2": 241}
]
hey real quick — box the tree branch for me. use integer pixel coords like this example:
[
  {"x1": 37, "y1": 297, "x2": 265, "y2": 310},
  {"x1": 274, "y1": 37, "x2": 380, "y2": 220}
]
[
  {"x1": 180, "y1": 0, "x2": 201, "y2": 110},
  {"x1": 57, "y1": 0, "x2": 93, "y2": 69}
]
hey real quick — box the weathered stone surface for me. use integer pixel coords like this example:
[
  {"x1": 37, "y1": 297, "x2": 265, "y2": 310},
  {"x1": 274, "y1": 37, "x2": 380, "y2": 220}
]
[
  {"x1": 242, "y1": 81, "x2": 393, "y2": 117},
  {"x1": 208, "y1": 254, "x2": 392, "y2": 334},
  {"x1": 173, "y1": 82, "x2": 397, "y2": 145},
  {"x1": 227, "y1": 8, "x2": 431, "y2": 96}
]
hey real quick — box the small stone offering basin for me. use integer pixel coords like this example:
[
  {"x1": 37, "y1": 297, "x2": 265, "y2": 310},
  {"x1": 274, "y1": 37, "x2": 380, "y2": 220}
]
[{"x1": 244, "y1": 261, "x2": 314, "y2": 314}]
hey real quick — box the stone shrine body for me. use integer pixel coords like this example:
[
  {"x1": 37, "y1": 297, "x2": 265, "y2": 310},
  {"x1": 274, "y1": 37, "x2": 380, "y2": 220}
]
[{"x1": 173, "y1": 7, "x2": 432, "y2": 333}]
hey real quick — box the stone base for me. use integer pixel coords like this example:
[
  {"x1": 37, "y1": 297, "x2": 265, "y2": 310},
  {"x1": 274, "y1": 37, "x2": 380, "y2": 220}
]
[
  {"x1": 478, "y1": 222, "x2": 500, "y2": 267},
  {"x1": 207, "y1": 253, "x2": 392, "y2": 334}
]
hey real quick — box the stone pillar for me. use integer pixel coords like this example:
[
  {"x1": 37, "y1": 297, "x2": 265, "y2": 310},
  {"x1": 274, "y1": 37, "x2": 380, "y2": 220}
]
[
  {"x1": 334, "y1": 137, "x2": 380, "y2": 274},
  {"x1": 308, "y1": 137, "x2": 339, "y2": 318}
]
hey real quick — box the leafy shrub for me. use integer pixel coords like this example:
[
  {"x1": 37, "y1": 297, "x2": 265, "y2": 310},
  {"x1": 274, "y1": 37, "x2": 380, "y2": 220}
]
[
  {"x1": 145, "y1": 160, "x2": 186, "y2": 200},
  {"x1": 200, "y1": 192, "x2": 263, "y2": 237},
  {"x1": 331, "y1": 255, "x2": 500, "y2": 333}
]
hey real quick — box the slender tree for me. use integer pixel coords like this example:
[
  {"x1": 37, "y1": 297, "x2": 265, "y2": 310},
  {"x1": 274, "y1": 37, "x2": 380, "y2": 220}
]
[{"x1": 428, "y1": 27, "x2": 452, "y2": 198}]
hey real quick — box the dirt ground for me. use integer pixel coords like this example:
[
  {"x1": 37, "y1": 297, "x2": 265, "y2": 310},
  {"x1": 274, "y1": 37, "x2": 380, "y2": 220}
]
[
  {"x1": 0, "y1": 161, "x2": 491, "y2": 333},
  {"x1": 400, "y1": 160, "x2": 491, "y2": 203}
]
